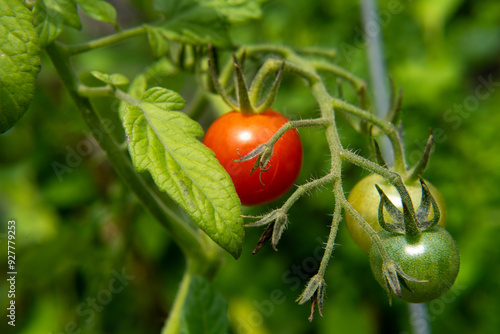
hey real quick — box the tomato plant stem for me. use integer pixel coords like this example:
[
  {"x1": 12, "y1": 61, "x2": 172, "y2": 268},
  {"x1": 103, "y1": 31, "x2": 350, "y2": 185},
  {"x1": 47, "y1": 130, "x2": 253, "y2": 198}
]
[
  {"x1": 310, "y1": 60, "x2": 366, "y2": 93},
  {"x1": 161, "y1": 265, "x2": 194, "y2": 334},
  {"x1": 231, "y1": 44, "x2": 424, "y2": 309},
  {"x1": 317, "y1": 191, "x2": 342, "y2": 276},
  {"x1": 65, "y1": 25, "x2": 147, "y2": 55},
  {"x1": 339, "y1": 149, "x2": 417, "y2": 218},
  {"x1": 295, "y1": 46, "x2": 337, "y2": 59},
  {"x1": 282, "y1": 174, "x2": 337, "y2": 213},
  {"x1": 331, "y1": 97, "x2": 406, "y2": 172}
]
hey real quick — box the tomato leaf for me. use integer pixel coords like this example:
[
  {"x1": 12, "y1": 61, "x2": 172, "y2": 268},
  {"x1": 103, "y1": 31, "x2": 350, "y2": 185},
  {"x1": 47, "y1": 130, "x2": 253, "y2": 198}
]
[
  {"x1": 145, "y1": 26, "x2": 170, "y2": 59},
  {"x1": 180, "y1": 275, "x2": 229, "y2": 334},
  {"x1": 154, "y1": 0, "x2": 232, "y2": 47},
  {"x1": 121, "y1": 87, "x2": 244, "y2": 259},
  {"x1": 33, "y1": 0, "x2": 81, "y2": 47},
  {"x1": 0, "y1": 0, "x2": 41, "y2": 133},
  {"x1": 203, "y1": 0, "x2": 263, "y2": 23},
  {"x1": 152, "y1": 0, "x2": 263, "y2": 46},
  {"x1": 77, "y1": 0, "x2": 118, "y2": 27},
  {"x1": 91, "y1": 71, "x2": 129, "y2": 86}
]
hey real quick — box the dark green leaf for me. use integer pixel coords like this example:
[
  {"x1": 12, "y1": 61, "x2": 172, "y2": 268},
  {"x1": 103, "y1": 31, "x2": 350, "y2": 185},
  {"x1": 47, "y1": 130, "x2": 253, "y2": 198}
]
[
  {"x1": 180, "y1": 275, "x2": 229, "y2": 334},
  {"x1": 0, "y1": 0, "x2": 41, "y2": 133},
  {"x1": 77, "y1": 0, "x2": 118, "y2": 26},
  {"x1": 121, "y1": 87, "x2": 244, "y2": 258}
]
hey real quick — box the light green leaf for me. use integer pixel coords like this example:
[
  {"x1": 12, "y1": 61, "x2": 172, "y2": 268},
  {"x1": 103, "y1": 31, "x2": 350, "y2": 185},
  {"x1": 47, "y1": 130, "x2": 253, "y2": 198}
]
[
  {"x1": 0, "y1": 0, "x2": 41, "y2": 133},
  {"x1": 122, "y1": 87, "x2": 244, "y2": 258},
  {"x1": 91, "y1": 71, "x2": 129, "y2": 86},
  {"x1": 33, "y1": 0, "x2": 81, "y2": 47},
  {"x1": 180, "y1": 275, "x2": 229, "y2": 334},
  {"x1": 77, "y1": 0, "x2": 118, "y2": 26}
]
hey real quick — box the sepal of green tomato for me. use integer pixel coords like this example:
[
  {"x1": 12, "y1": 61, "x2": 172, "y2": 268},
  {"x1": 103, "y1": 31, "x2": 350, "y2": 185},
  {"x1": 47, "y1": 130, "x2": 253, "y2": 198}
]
[
  {"x1": 203, "y1": 109, "x2": 303, "y2": 206},
  {"x1": 345, "y1": 174, "x2": 447, "y2": 253}
]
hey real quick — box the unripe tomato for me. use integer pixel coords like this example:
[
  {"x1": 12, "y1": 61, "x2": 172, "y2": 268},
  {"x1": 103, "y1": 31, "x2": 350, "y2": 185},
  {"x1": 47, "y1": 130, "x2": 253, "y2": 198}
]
[
  {"x1": 203, "y1": 110, "x2": 303, "y2": 206},
  {"x1": 345, "y1": 174, "x2": 446, "y2": 253},
  {"x1": 370, "y1": 226, "x2": 460, "y2": 303}
]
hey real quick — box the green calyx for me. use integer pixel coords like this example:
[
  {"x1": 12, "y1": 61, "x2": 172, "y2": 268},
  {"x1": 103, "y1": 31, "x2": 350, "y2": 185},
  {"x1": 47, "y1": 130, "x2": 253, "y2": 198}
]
[
  {"x1": 207, "y1": 45, "x2": 285, "y2": 114},
  {"x1": 375, "y1": 177, "x2": 441, "y2": 239}
]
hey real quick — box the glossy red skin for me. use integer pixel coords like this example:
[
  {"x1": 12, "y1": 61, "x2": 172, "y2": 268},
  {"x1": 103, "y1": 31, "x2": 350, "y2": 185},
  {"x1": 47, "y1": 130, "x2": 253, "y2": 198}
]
[{"x1": 203, "y1": 110, "x2": 303, "y2": 206}]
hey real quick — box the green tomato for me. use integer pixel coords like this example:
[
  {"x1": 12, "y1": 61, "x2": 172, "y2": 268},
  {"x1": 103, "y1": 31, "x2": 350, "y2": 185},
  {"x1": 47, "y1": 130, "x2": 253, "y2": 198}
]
[
  {"x1": 345, "y1": 174, "x2": 447, "y2": 253},
  {"x1": 369, "y1": 226, "x2": 460, "y2": 303}
]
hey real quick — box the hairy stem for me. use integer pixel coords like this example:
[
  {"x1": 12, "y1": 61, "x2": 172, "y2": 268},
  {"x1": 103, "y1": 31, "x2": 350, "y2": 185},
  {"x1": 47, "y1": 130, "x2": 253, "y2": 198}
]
[
  {"x1": 268, "y1": 118, "x2": 331, "y2": 147},
  {"x1": 317, "y1": 189, "x2": 342, "y2": 276},
  {"x1": 310, "y1": 60, "x2": 365, "y2": 93},
  {"x1": 331, "y1": 98, "x2": 406, "y2": 172},
  {"x1": 282, "y1": 174, "x2": 337, "y2": 213},
  {"x1": 339, "y1": 149, "x2": 416, "y2": 218}
]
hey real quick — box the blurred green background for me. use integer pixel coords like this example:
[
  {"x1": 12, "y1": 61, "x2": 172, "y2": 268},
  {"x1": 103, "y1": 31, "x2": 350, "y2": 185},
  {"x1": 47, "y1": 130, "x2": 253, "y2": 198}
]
[{"x1": 1, "y1": 0, "x2": 500, "y2": 333}]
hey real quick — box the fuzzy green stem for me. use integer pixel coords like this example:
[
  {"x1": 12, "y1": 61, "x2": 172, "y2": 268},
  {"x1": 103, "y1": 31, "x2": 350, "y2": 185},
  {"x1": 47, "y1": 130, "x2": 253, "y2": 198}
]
[
  {"x1": 266, "y1": 118, "x2": 331, "y2": 147},
  {"x1": 331, "y1": 97, "x2": 406, "y2": 172},
  {"x1": 262, "y1": 47, "x2": 347, "y2": 300},
  {"x1": 317, "y1": 188, "x2": 342, "y2": 276},
  {"x1": 282, "y1": 174, "x2": 337, "y2": 213},
  {"x1": 340, "y1": 196, "x2": 388, "y2": 259},
  {"x1": 310, "y1": 61, "x2": 365, "y2": 93},
  {"x1": 228, "y1": 44, "x2": 413, "y2": 309},
  {"x1": 295, "y1": 46, "x2": 337, "y2": 59},
  {"x1": 279, "y1": 49, "x2": 348, "y2": 302},
  {"x1": 339, "y1": 149, "x2": 416, "y2": 218}
]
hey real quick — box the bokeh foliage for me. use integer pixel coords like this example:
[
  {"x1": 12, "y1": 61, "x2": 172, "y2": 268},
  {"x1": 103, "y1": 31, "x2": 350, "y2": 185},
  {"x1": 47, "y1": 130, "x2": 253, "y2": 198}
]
[{"x1": 1, "y1": 0, "x2": 499, "y2": 333}]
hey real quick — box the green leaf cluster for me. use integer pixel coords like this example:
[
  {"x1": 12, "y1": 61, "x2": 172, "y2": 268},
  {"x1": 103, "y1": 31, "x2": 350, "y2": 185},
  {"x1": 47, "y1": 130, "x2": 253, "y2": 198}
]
[
  {"x1": 33, "y1": 0, "x2": 118, "y2": 47},
  {"x1": 150, "y1": 0, "x2": 263, "y2": 48}
]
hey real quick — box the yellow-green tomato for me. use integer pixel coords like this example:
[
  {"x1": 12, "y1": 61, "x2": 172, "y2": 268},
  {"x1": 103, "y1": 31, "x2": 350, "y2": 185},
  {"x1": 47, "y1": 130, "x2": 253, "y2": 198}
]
[{"x1": 345, "y1": 174, "x2": 447, "y2": 253}]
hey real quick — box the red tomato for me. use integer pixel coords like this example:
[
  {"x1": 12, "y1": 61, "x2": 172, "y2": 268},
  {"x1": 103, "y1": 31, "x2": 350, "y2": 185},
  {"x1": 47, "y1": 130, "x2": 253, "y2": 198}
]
[{"x1": 203, "y1": 110, "x2": 303, "y2": 206}]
